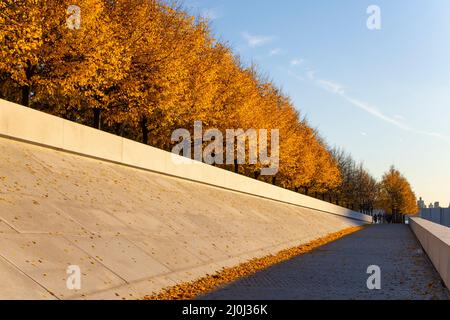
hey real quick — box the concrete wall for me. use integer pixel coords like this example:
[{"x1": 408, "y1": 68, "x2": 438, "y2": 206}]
[
  {"x1": 0, "y1": 99, "x2": 370, "y2": 223},
  {"x1": 420, "y1": 208, "x2": 450, "y2": 227},
  {"x1": 0, "y1": 99, "x2": 371, "y2": 299},
  {"x1": 409, "y1": 218, "x2": 450, "y2": 289}
]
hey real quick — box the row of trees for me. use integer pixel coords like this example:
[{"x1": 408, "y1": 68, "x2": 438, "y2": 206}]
[
  {"x1": 0, "y1": 0, "x2": 418, "y2": 217},
  {"x1": 326, "y1": 148, "x2": 418, "y2": 217},
  {"x1": 326, "y1": 148, "x2": 379, "y2": 214}
]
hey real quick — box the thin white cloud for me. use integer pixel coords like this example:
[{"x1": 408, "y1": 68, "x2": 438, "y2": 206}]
[
  {"x1": 201, "y1": 7, "x2": 222, "y2": 21},
  {"x1": 342, "y1": 95, "x2": 450, "y2": 141},
  {"x1": 317, "y1": 79, "x2": 345, "y2": 95},
  {"x1": 242, "y1": 32, "x2": 274, "y2": 48},
  {"x1": 290, "y1": 58, "x2": 304, "y2": 66},
  {"x1": 343, "y1": 96, "x2": 410, "y2": 130},
  {"x1": 269, "y1": 48, "x2": 282, "y2": 56},
  {"x1": 306, "y1": 70, "x2": 450, "y2": 142}
]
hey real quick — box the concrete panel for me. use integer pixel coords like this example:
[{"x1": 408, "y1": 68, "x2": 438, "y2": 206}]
[
  {"x1": 0, "y1": 100, "x2": 64, "y2": 148},
  {"x1": 62, "y1": 119, "x2": 123, "y2": 163},
  {"x1": 0, "y1": 193, "x2": 87, "y2": 234},
  {"x1": 0, "y1": 255, "x2": 56, "y2": 300},
  {"x1": 126, "y1": 235, "x2": 207, "y2": 271},
  {"x1": 79, "y1": 277, "x2": 173, "y2": 300},
  {"x1": 174, "y1": 235, "x2": 230, "y2": 263},
  {"x1": 64, "y1": 235, "x2": 171, "y2": 282},
  {"x1": 0, "y1": 139, "x2": 67, "y2": 199},
  {"x1": 0, "y1": 220, "x2": 17, "y2": 233},
  {"x1": 0, "y1": 234, "x2": 126, "y2": 299},
  {"x1": 56, "y1": 205, "x2": 136, "y2": 236},
  {"x1": 121, "y1": 139, "x2": 167, "y2": 174},
  {"x1": 166, "y1": 262, "x2": 224, "y2": 285}
]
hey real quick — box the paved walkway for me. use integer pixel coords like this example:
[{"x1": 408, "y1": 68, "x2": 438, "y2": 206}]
[{"x1": 202, "y1": 225, "x2": 450, "y2": 300}]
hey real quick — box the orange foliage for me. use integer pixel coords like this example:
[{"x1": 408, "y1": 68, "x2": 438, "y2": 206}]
[{"x1": 0, "y1": 0, "x2": 415, "y2": 210}]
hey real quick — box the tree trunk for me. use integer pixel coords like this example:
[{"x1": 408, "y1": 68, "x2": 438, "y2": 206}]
[
  {"x1": 233, "y1": 159, "x2": 238, "y2": 173},
  {"x1": 93, "y1": 108, "x2": 101, "y2": 130},
  {"x1": 21, "y1": 61, "x2": 34, "y2": 107},
  {"x1": 114, "y1": 123, "x2": 122, "y2": 136},
  {"x1": 21, "y1": 85, "x2": 30, "y2": 107},
  {"x1": 271, "y1": 176, "x2": 276, "y2": 185},
  {"x1": 140, "y1": 116, "x2": 148, "y2": 144}
]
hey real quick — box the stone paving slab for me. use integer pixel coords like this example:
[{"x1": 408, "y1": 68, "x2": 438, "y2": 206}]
[
  {"x1": 202, "y1": 225, "x2": 450, "y2": 300},
  {"x1": 79, "y1": 277, "x2": 175, "y2": 300},
  {"x1": 0, "y1": 255, "x2": 56, "y2": 299},
  {"x1": 0, "y1": 193, "x2": 87, "y2": 234},
  {"x1": 0, "y1": 220, "x2": 18, "y2": 233},
  {"x1": 0, "y1": 234, "x2": 126, "y2": 299},
  {"x1": 55, "y1": 204, "x2": 138, "y2": 236},
  {"x1": 125, "y1": 235, "x2": 208, "y2": 270},
  {"x1": 64, "y1": 235, "x2": 171, "y2": 282}
]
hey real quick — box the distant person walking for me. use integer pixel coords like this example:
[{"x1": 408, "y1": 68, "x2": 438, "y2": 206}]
[{"x1": 373, "y1": 214, "x2": 378, "y2": 224}]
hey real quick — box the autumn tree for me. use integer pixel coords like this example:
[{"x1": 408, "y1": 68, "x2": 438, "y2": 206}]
[
  {"x1": 100, "y1": 1, "x2": 211, "y2": 146},
  {"x1": 352, "y1": 163, "x2": 378, "y2": 214},
  {"x1": 0, "y1": 0, "x2": 43, "y2": 106},
  {"x1": 45, "y1": 0, "x2": 129, "y2": 129},
  {"x1": 378, "y1": 166, "x2": 418, "y2": 223},
  {"x1": 0, "y1": 0, "x2": 129, "y2": 128},
  {"x1": 328, "y1": 147, "x2": 379, "y2": 213},
  {"x1": 329, "y1": 147, "x2": 356, "y2": 207}
]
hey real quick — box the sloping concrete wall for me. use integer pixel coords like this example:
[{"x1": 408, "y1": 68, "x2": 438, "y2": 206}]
[
  {"x1": 0, "y1": 99, "x2": 369, "y2": 299},
  {"x1": 410, "y1": 218, "x2": 450, "y2": 289},
  {"x1": 0, "y1": 99, "x2": 370, "y2": 223}
]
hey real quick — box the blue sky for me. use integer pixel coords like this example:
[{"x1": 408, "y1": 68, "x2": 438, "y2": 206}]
[{"x1": 184, "y1": 0, "x2": 450, "y2": 206}]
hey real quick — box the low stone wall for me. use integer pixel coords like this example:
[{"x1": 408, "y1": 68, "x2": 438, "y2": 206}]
[{"x1": 409, "y1": 217, "x2": 450, "y2": 289}]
